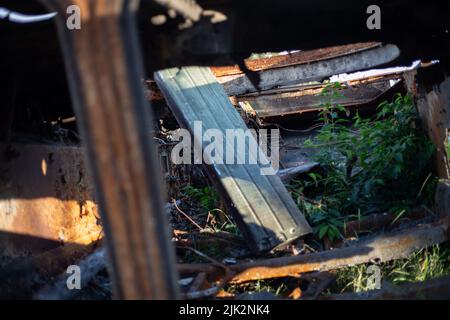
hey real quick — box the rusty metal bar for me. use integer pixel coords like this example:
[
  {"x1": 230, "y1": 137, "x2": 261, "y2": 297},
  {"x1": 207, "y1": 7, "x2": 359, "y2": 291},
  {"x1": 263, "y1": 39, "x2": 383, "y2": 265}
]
[
  {"x1": 176, "y1": 219, "x2": 450, "y2": 284},
  {"x1": 228, "y1": 219, "x2": 450, "y2": 283},
  {"x1": 42, "y1": 0, "x2": 179, "y2": 299},
  {"x1": 213, "y1": 44, "x2": 400, "y2": 96}
]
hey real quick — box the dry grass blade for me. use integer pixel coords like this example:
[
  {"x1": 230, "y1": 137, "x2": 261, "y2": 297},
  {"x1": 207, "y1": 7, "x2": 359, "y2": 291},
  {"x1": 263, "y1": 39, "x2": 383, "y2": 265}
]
[{"x1": 172, "y1": 198, "x2": 204, "y2": 231}]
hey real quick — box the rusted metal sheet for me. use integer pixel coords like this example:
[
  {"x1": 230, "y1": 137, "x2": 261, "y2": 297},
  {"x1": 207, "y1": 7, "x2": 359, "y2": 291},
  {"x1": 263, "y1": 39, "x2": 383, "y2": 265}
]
[
  {"x1": 213, "y1": 44, "x2": 400, "y2": 96},
  {"x1": 0, "y1": 143, "x2": 101, "y2": 268},
  {"x1": 43, "y1": 0, "x2": 179, "y2": 299},
  {"x1": 154, "y1": 66, "x2": 312, "y2": 253},
  {"x1": 238, "y1": 78, "x2": 402, "y2": 123},
  {"x1": 210, "y1": 42, "x2": 382, "y2": 77}
]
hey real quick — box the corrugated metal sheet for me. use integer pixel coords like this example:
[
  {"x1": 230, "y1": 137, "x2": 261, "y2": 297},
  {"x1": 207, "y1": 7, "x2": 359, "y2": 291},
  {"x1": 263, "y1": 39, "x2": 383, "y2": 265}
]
[{"x1": 155, "y1": 66, "x2": 312, "y2": 253}]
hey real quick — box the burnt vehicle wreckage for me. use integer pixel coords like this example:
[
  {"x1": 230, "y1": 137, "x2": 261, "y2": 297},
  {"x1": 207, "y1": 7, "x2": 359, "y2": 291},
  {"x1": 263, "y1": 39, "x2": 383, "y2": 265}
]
[{"x1": 0, "y1": 0, "x2": 449, "y2": 300}]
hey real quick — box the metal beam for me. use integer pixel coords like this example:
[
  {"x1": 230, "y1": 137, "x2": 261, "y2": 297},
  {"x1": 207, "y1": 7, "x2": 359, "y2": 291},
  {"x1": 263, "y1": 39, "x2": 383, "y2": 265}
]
[
  {"x1": 214, "y1": 44, "x2": 400, "y2": 96},
  {"x1": 42, "y1": 0, "x2": 179, "y2": 299}
]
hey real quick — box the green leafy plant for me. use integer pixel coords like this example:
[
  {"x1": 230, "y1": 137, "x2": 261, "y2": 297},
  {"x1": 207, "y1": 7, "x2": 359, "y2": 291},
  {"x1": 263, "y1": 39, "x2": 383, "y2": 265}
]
[
  {"x1": 289, "y1": 172, "x2": 345, "y2": 242},
  {"x1": 183, "y1": 185, "x2": 220, "y2": 212},
  {"x1": 288, "y1": 84, "x2": 436, "y2": 241}
]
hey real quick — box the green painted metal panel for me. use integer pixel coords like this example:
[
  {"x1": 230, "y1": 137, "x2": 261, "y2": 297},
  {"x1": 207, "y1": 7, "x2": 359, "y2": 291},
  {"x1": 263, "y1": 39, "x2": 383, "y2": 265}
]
[{"x1": 155, "y1": 66, "x2": 311, "y2": 253}]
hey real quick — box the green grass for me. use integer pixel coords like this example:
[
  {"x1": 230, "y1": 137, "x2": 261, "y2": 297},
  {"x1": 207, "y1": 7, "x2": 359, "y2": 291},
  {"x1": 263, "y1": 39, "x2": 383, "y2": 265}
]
[
  {"x1": 182, "y1": 185, "x2": 240, "y2": 236},
  {"x1": 327, "y1": 244, "x2": 450, "y2": 294}
]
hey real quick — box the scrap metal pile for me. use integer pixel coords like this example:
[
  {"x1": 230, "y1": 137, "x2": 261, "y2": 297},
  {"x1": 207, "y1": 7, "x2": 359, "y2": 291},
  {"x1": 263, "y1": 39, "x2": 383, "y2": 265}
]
[
  {"x1": 144, "y1": 43, "x2": 450, "y2": 299},
  {"x1": 0, "y1": 0, "x2": 449, "y2": 300}
]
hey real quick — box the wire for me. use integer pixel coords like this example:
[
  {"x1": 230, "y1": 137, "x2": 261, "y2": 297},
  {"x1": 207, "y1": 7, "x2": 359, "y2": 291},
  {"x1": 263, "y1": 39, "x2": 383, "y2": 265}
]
[{"x1": 0, "y1": 7, "x2": 56, "y2": 24}]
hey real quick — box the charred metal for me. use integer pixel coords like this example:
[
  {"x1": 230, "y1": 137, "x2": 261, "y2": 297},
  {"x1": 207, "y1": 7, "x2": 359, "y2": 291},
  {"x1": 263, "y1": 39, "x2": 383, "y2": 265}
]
[{"x1": 0, "y1": 0, "x2": 449, "y2": 301}]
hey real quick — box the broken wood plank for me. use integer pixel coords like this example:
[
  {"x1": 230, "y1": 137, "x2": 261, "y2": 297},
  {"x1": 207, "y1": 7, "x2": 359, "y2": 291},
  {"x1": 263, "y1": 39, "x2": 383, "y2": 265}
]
[
  {"x1": 214, "y1": 44, "x2": 400, "y2": 96},
  {"x1": 0, "y1": 238, "x2": 99, "y2": 299},
  {"x1": 43, "y1": 0, "x2": 179, "y2": 299},
  {"x1": 154, "y1": 66, "x2": 312, "y2": 253},
  {"x1": 228, "y1": 219, "x2": 450, "y2": 283}
]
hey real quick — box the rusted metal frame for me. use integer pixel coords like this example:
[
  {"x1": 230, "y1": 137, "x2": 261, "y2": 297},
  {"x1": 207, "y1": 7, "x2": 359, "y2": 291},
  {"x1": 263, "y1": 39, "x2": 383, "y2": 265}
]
[
  {"x1": 177, "y1": 219, "x2": 450, "y2": 284},
  {"x1": 42, "y1": 0, "x2": 179, "y2": 299},
  {"x1": 210, "y1": 42, "x2": 382, "y2": 77},
  {"x1": 235, "y1": 74, "x2": 402, "y2": 100}
]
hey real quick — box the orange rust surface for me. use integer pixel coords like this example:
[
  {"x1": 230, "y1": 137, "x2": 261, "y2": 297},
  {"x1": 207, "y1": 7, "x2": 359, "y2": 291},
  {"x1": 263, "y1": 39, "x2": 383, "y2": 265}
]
[
  {"x1": 0, "y1": 143, "x2": 102, "y2": 267},
  {"x1": 210, "y1": 42, "x2": 381, "y2": 77},
  {"x1": 228, "y1": 222, "x2": 449, "y2": 283}
]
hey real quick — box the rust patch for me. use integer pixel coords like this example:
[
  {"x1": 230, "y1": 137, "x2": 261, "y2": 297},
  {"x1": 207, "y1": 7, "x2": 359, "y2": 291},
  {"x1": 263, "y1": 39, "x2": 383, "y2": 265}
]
[
  {"x1": 210, "y1": 42, "x2": 381, "y2": 77},
  {"x1": 0, "y1": 143, "x2": 102, "y2": 267}
]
